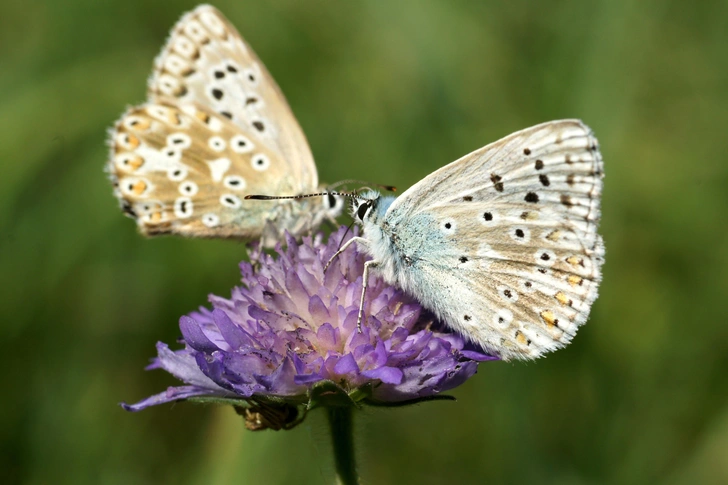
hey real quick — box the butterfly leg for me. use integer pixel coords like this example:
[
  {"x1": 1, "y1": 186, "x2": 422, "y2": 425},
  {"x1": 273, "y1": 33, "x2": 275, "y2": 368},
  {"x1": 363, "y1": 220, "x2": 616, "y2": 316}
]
[
  {"x1": 323, "y1": 236, "x2": 370, "y2": 272},
  {"x1": 357, "y1": 260, "x2": 379, "y2": 332}
]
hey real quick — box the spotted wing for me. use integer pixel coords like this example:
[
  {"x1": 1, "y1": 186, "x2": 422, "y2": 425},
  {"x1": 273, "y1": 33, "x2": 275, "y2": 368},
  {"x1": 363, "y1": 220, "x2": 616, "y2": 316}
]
[
  {"x1": 107, "y1": 102, "x2": 300, "y2": 238},
  {"x1": 386, "y1": 120, "x2": 604, "y2": 360},
  {"x1": 147, "y1": 4, "x2": 318, "y2": 192}
]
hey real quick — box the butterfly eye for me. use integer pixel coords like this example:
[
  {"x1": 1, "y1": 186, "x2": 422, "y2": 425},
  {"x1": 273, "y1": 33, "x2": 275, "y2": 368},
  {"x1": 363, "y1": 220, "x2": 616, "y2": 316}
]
[
  {"x1": 326, "y1": 193, "x2": 337, "y2": 209},
  {"x1": 356, "y1": 202, "x2": 370, "y2": 221}
]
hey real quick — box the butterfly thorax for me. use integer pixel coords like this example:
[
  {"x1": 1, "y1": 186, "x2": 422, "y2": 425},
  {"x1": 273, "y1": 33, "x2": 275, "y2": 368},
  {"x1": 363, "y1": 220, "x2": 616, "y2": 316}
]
[{"x1": 357, "y1": 194, "x2": 420, "y2": 289}]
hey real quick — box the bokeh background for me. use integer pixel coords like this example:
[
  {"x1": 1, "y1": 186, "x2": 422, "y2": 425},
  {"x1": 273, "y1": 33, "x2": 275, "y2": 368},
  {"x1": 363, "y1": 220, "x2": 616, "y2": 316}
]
[{"x1": 2, "y1": 0, "x2": 727, "y2": 483}]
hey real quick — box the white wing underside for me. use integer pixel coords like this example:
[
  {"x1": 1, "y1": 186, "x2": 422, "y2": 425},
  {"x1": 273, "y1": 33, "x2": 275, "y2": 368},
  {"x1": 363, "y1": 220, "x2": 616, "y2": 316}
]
[{"x1": 379, "y1": 120, "x2": 604, "y2": 360}]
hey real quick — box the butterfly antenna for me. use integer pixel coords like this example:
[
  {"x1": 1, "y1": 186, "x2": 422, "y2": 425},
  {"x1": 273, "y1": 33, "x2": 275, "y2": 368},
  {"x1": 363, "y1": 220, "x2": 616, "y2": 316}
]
[
  {"x1": 245, "y1": 191, "x2": 360, "y2": 201},
  {"x1": 328, "y1": 179, "x2": 397, "y2": 193}
]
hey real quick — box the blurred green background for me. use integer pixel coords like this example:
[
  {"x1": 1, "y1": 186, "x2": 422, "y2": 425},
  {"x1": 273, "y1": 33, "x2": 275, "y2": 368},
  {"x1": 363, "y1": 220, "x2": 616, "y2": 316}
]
[{"x1": 2, "y1": 0, "x2": 727, "y2": 483}]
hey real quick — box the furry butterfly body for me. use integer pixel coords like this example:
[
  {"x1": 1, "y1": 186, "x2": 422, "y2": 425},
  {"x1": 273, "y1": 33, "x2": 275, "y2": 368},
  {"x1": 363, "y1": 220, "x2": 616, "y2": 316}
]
[
  {"x1": 346, "y1": 120, "x2": 604, "y2": 360},
  {"x1": 107, "y1": 5, "x2": 342, "y2": 246}
]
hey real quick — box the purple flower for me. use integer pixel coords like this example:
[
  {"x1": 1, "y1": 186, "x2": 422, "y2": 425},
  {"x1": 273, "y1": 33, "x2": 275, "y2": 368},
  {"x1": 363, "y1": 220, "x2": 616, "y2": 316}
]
[{"x1": 122, "y1": 227, "x2": 495, "y2": 425}]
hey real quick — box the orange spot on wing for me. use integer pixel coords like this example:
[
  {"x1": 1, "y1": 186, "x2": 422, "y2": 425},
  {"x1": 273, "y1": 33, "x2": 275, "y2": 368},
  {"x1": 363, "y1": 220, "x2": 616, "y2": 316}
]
[
  {"x1": 566, "y1": 256, "x2": 583, "y2": 267},
  {"x1": 131, "y1": 180, "x2": 148, "y2": 195},
  {"x1": 540, "y1": 310, "x2": 557, "y2": 327},
  {"x1": 568, "y1": 275, "x2": 583, "y2": 287},
  {"x1": 195, "y1": 110, "x2": 211, "y2": 124},
  {"x1": 148, "y1": 211, "x2": 163, "y2": 224},
  {"x1": 555, "y1": 292, "x2": 572, "y2": 306},
  {"x1": 515, "y1": 330, "x2": 528, "y2": 345},
  {"x1": 120, "y1": 155, "x2": 144, "y2": 172},
  {"x1": 546, "y1": 230, "x2": 562, "y2": 242},
  {"x1": 124, "y1": 134, "x2": 140, "y2": 150},
  {"x1": 128, "y1": 118, "x2": 151, "y2": 131}
]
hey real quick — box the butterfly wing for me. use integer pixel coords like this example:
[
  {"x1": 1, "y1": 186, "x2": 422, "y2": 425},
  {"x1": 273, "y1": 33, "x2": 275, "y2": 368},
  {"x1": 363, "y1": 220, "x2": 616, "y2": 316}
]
[
  {"x1": 383, "y1": 120, "x2": 604, "y2": 360},
  {"x1": 107, "y1": 5, "x2": 334, "y2": 241},
  {"x1": 147, "y1": 4, "x2": 318, "y2": 190},
  {"x1": 108, "y1": 102, "x2": 306, "y2": 238}
]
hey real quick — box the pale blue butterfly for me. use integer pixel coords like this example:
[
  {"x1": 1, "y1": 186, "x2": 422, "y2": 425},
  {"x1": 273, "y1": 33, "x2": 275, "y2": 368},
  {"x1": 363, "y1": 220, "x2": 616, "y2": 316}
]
[{"x1": 327, "y1": 120, "x2": 605, "y2": 361}]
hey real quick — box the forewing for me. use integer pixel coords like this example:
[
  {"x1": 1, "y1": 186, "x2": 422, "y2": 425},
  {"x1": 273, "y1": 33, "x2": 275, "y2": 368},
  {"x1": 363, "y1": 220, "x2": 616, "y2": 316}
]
[
  {"x1": 147, "y1": 4, "x2": 317, "y2": 191},
  {"x1": 388, "y1": 120, "x2": 604, "y2": 360}
]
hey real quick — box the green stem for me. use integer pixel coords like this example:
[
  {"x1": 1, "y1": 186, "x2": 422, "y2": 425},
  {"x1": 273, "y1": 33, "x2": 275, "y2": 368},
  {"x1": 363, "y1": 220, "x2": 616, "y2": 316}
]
[{"x1": 327, "y1": 406, "x2": 358, "y2": 485}]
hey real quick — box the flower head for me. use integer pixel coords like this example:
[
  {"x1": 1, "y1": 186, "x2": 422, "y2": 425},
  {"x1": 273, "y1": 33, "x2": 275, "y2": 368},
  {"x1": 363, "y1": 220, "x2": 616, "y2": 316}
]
[{"x1": 122, "y1": 227, "x2": 495, "y2": 425}]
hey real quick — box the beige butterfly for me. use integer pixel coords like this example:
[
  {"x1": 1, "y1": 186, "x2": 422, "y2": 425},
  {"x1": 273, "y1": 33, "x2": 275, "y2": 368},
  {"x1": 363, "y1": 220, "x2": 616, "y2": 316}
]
[{"x1": 107, "y1": 4, "x2": 342, "y2": 246}]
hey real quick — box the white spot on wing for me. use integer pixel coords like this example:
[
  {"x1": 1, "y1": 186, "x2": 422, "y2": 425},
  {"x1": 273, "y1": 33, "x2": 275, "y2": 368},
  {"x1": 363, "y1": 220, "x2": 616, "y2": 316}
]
[
  {"x1": 207, "y1": 158, "x2": 231, "y2": 182},
  {"x1": 494, "y1": 309, "x2": 513, "y2": 328},
  {"x1": 231, "y1": 135, "x2": 253, "y2": 153},
  {"x1": 251, "y1": 154, "x2": 270, "y2": 171},
  {"x1": 174, "y1": 197, "x2": 194, "y2": 218},
  {"x1": 167, "y1": 166, "x2": 188, "y2": 181},
  {"x1": 220, "y1": 194, "x2": 242, "y2": 209},
  {"x1": 199, "y1": 10, "x2": 225, "y2": 36},
  {"x1": 202, "y1": 213, "x2": 220, "y2": 227},
  {"x1": 167, "y1": 133, "x2": 191, "y2": 149},
  {"x1": 440, "y1": 219, "x2": 456, "y2": 234},
  {"x1": 179, "y1": 181, "x2": 198, "y2": 196},
  {"x1": 497, "y1": 285, "x2": 519, "y2": 303},
  {"x1": 208, "y1": 136, "x2": 226, "y2": 152},
  {"x1": 223, "y1": 175, "x2": 246, "y2": 191}
]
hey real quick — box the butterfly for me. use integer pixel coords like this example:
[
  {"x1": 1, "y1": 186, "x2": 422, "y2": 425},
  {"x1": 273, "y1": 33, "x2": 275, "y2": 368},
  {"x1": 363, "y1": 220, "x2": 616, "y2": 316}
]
[
  {"x1": 331, "y1": 120, "x2": 604, "y2": 361},
  {"x1": 107, "y1": 5, "x2": 343, "y2": 247}
]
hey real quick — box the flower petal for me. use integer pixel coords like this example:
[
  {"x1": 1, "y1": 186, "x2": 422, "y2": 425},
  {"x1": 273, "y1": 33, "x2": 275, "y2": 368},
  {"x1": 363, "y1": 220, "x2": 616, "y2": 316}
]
[{"x1": 125, "y1": 227, "x2": 489, "y2": 411}]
